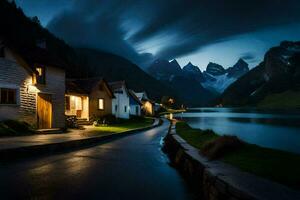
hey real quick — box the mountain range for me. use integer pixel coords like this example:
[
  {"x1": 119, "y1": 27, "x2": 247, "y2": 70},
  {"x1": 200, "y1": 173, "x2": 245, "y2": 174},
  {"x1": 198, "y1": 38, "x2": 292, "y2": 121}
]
[
  {"x1": 147, "y1": 58, "x2": 250, "y2": 94},
  {"x1": 220, "y1": 41, "x2": 300, "y2": 107}
]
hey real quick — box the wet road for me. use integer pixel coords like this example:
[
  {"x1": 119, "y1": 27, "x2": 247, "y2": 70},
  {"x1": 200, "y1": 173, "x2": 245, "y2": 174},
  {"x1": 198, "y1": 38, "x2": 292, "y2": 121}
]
[{"x1": 0, "y1": 120, "x2": 194, "y2": 199}]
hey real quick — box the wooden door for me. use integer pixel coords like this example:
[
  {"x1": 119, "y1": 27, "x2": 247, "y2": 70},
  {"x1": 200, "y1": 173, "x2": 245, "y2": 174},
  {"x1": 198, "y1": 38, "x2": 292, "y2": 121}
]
[{"x1": 37, "y1": 93, "x2": 52, "y2": 129}]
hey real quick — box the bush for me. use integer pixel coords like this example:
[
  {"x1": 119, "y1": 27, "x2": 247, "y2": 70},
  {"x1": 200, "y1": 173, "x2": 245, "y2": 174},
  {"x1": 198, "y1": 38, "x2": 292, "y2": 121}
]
[
  {"x1": 202, "y1": 136, "x2": 244, "y2": 160},
  {"x1": 0, "y1": 120, "x2": 34, "y2": 136},
  {"x1": 93, "y1": 114, "x2": 118, "y2": 126},
  {"x1": 66, "y1": 116, "x2": 79, "y2": 129}
]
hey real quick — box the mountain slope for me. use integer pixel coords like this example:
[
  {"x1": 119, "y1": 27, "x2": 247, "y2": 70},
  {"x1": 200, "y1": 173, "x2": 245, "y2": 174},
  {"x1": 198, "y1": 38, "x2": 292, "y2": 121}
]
[
  {"x1": 146, "y1": 59, "x2": 216, "y2": 106},
  {"x1": 0, "y1": 1, "x2": 180, "y2": 102},
  {"x1": 220, "y1": 41, "x2": 300, "y2": 107},
  {"x1": 201, "y1": 59, "x2": 249, "y2": 93},
  {"x1": 74, "y1": 48, "x2": 179, "y2": 101}
]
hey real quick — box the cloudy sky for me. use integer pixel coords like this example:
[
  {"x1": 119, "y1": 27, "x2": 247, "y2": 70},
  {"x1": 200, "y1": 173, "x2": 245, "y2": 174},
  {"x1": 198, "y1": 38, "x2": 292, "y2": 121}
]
[{"x1": 16, "y1": 0, "x2": 300, "y2": 70}]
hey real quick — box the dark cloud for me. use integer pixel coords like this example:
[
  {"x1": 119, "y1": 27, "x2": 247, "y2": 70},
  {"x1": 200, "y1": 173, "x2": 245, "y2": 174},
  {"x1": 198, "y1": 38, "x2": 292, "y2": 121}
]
[
  {"x1": 23, "y1": 0, "x2": 300, "y2": 66},
  {"x1": 240, "y1": 52, "x2": 256, "y2": 62}
]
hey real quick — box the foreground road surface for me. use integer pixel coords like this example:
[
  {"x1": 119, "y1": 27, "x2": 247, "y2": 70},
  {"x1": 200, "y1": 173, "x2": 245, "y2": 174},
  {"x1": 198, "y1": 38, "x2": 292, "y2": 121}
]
[{"x1": 0, "y1": 120, "x2": 194, "y2": 199}]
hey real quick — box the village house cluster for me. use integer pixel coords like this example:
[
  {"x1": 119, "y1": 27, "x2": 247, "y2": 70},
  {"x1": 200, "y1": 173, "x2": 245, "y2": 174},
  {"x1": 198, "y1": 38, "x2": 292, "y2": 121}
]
[{"x1": 0, "y1": 41, "x2": 155, "y2": 130}]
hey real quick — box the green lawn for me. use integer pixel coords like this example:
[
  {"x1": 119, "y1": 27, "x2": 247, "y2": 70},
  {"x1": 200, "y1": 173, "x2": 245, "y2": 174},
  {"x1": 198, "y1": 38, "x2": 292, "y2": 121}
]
[
  {"x1": 259, "y1": 90, "x2": 300, "y2": 108},
  {"x1": 176, "y1": 121, "x2": 300, "y2": 189},
  {"x1": 86, "y1": 117, "x2": 154, "y2": 136}
]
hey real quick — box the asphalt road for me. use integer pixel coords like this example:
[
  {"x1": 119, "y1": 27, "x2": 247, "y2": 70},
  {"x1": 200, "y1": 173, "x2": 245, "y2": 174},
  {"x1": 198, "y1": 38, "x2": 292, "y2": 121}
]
[{"x1": 0, "y1": 120, "x2": 194, "y2": 200}]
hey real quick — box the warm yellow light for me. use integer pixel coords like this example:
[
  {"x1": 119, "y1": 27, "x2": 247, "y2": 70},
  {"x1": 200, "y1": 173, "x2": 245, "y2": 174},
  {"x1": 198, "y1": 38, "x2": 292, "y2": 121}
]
[
  {"x1": 36, "y1": 67, "x2": 43, "y2": 76},
  {"x1": 27, "y1": 85, "x2": 40, "y2": 93},
  {"x1": 98, "y1": 99, "x2": 104, "y2": 110}
]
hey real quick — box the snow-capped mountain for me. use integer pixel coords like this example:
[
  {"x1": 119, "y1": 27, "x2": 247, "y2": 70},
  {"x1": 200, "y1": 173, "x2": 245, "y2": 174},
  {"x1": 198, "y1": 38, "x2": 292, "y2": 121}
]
[
  {"x1": 146, "y1": 58, "x2": 250, "y2": 98},
  {"x1": 201, "y1": 59, "x2": 249, "y2": 93}
]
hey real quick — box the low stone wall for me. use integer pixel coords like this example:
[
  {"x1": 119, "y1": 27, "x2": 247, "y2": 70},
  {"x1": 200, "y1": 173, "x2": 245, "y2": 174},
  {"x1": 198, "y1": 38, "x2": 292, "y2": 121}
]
[{"x1": 163, "y1": 123, "x2": 300, "y2": 200}]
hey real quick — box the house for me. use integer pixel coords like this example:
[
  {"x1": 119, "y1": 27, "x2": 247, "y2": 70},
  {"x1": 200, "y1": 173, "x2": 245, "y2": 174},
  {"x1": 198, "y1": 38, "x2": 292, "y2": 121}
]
[
  {"x1": 109, "y1": 81, "x2": 130, "y2": 119},
  {"x1": 135, "y1": 91, "x2": 154, "y2": 116},
  {"x1": 0, "y1": 42, "x2": 66, "y2": 129},
  {"x1": 65, "y1": 78, "x2": 114, "y2": 122},
  {"x1": 128, "y1": 90, "x2": 142, "y2": 116}
]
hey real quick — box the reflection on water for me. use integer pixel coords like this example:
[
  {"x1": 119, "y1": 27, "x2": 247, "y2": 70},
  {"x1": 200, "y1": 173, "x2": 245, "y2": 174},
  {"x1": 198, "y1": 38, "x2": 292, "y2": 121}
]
[{"x1": 175, "y1": 108, "x2": 300, "y2": 154}]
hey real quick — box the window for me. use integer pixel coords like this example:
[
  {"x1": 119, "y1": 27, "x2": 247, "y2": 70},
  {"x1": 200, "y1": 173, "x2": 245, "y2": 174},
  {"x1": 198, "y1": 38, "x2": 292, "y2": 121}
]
[
  {"x1": 136, "y1": 106, "x2": 139, "y2": 115},
  {"x1": 98, "y1": 98, "x2": 104, "y2": 110},
  {"x1": 0, "y1": 88, "x2": 17, "y2": 104},
  {"x1": 35, "y1": 66, "x2": 46, "y2": 84},
  {"x1": 115, "y1": 105, "x2": 118, "y2": 112},
  {"x1": 124, "y1": 106, "x2": 127, "y2": 112}
]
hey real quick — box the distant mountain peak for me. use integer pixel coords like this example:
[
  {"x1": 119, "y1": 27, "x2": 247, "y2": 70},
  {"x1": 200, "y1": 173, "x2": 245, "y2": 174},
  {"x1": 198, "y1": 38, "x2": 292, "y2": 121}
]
[{"x1": 206, "y1": 62, "x2": 226, "y2": 76}]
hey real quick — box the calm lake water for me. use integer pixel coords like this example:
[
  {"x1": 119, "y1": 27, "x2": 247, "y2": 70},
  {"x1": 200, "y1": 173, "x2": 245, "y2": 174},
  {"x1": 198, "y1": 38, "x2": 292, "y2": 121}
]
[{"x1": 174, "y1": 108, "x2": 300, "y2": 154}]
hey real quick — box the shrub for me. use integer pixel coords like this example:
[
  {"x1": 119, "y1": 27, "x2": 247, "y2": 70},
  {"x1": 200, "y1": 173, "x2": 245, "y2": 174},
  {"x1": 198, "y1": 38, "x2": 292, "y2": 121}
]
[
  {"x1": 66, "y1": 116, "x2": 79, "y2": 129},
  {"x1": 202, "y1": 136, "x2": 244, "y2": 160},
  {"x1": 0, "y1": 120, "x2": 34, "y2": 136},
  {"x1": 93, "y1": 114, "x2": 118, "y2": 126}
]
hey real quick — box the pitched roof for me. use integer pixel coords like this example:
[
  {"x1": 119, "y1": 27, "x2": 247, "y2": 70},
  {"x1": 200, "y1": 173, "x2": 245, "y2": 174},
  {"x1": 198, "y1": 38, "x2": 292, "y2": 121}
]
[
  {"x1": 135, "y1": 91, "x2": 149, "y2": 101},
  {"x1": 66, "y1": 78, "x2": 114, "y2": 97},
  {"x1": 108, "y1": 81, "x2": 129, "y2": 95},
  {"x1": 128, "y1": 90, "x2": 142, "y2": 105}
]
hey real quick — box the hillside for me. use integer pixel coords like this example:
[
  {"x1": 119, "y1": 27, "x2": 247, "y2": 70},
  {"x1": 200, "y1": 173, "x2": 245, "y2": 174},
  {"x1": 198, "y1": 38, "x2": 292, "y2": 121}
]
[
  {"x1": 74, "y1": 48, "x2": 179, "y2": 101},
  {"x1": 220, "y1": 41, "x2": 300, "y2": 107},
  {"x1": 0, "y1": 0, "x2": 180, "y2": 103}
]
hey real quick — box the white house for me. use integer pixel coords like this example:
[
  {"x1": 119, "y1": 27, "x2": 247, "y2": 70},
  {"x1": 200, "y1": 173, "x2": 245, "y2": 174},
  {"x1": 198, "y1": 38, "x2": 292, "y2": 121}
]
[
  {"x1": 128, "y1": 90, "x2": 142, "y2": 116},
  {"x1": 109, "y1": 81, "x2": 130, "y2": 119},
  {"x1": 135, "y1": 91, "x2": 154, "y2": 116}
]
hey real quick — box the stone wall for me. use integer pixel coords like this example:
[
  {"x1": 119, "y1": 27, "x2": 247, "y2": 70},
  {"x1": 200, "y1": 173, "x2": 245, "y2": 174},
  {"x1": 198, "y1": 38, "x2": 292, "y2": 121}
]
[{"x1": 163, "y1": 123, "x2": 300, "y2": 200}]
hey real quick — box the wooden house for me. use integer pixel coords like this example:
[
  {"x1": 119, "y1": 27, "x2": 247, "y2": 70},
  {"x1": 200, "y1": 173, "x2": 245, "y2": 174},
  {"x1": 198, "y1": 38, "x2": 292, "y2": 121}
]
[
  {"x1": 65, "y1": 78, "x2": 114, "y2": 122},
  {"x1": 0, "y1": 43, "x2": 66, "y2": 129}
]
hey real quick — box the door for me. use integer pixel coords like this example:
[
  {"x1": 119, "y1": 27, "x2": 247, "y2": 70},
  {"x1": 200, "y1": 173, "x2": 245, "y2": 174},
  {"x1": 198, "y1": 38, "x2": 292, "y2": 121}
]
[{"x1": 37, "y1": 93, "x2": 52, "y2": 129}]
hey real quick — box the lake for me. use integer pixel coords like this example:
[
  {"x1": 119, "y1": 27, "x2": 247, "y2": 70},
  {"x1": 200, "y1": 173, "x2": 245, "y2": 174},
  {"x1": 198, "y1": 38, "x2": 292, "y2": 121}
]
[{"x1": 174, "y1": 108, "x2": 300, "y2": 154}]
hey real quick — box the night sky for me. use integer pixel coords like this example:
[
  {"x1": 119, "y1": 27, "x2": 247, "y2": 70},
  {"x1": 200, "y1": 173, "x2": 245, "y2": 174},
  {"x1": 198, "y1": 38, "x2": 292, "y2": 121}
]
[{"x1": 15, "y1": 0, "x2": 300, "y2": 70}]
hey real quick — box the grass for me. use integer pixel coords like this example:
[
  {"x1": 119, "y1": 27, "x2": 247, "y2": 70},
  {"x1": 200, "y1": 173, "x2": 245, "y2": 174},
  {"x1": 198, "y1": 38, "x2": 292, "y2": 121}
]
[
  {"x1": 0, "y1": 120, "x2": 35, "y2": 137},
  {"x1": 259, "y1": 90, "x2": 300, "y2": 108},
  {"x1": 176, "y1": 121, "x2": 300, "y2": 189},
  {"x1": 86, "y1": 117, "x2": 154, "y2": 136}
]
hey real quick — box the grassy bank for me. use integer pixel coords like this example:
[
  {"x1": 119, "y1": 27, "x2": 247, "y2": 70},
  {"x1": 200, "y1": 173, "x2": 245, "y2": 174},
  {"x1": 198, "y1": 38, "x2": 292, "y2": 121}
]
[
  {"x1": 259, "y1": 90, "x2": 300, "y2": 109},
  {"x1": 176, "y1": 121, "x2": 300, "y2": 189},
  {"x1": 87, "y1": 117, "x2": 154, "y2": 136}
]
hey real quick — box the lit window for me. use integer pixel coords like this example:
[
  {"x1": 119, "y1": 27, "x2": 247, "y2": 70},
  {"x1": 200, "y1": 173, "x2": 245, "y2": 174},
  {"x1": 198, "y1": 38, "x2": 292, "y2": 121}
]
[
  {"x1": 98, "y1": 98, "x2": 104, "y2": 110},
  {"x1": 35, "y1": 66, "x2": 46, "y2": 84},
  {"x1": 0, "y1": 88, "x2": 17, "y2": 104}
]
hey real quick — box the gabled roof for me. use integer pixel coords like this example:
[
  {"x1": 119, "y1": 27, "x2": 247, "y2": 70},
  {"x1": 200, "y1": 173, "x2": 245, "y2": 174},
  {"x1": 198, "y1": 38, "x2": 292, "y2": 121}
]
[
  {"x1": 66, "y1": 77, "x2": 114, "y2": 97},
  {"x1": 108, "y1": 81, "x2": 129, "y2": 95},
  {"x1": 135, "y1": 91, "x2": 155, "y2": 103},
  {"x1": 128, "y1": 90, "x2": 142, "y2": 105},
  {"x1": 135, "y1": 91, "x2": 149, "y2": 101}
]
